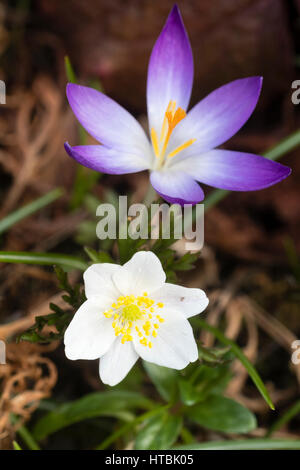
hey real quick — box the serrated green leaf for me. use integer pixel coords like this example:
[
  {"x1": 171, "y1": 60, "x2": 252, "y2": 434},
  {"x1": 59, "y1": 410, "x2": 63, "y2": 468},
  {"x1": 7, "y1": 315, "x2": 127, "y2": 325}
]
[{"x1": 19, "y1": 268, "x2": 85, "y2": 344}]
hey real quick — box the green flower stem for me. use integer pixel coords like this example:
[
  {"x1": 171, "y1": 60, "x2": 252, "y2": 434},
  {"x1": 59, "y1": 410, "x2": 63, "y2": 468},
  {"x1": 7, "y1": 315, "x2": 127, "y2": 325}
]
[{"x1": 0, "y1": 188, "x2": 63, "y2": 235}]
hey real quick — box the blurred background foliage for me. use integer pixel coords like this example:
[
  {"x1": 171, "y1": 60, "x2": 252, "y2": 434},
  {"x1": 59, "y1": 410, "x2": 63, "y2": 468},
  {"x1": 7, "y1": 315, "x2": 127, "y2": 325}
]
[{"x1": 0, "y1": 0, "x2": 299, "y2": 450}]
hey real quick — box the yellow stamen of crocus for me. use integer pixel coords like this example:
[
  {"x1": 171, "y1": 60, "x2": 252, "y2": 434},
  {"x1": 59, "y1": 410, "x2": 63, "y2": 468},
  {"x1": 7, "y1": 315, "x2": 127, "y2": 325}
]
[
  {"x1": 168, "y1": 138, "x2": 196, "y2": 158},
  {"x1": 151, "y1": 100, "x2": 196, "y2": 167},
  {"x1": 151, "y1": 128, "x2": 160, "y2": 158}
]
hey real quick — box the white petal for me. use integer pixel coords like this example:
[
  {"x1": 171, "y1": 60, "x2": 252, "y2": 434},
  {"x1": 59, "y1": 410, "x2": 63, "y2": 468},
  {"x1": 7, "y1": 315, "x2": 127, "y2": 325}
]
[
  {"x1": 152, "y1": 283, "x2": 209, "y2": 318},
  {"x1": 64, "y1": 298, "x2": 115, "y2": 360},
  {"x1": 84, "y1": 263, "x2": 121, "y2": 301},
  {"x1": 112, "y1": 251, "x2": 166, "y2": 296},
  {"x1": 133, "y1": 309, "x2": 198, "y2": 369},
  {"x1": 99, "y1": 337, "x2": 139, "y2": 386}
]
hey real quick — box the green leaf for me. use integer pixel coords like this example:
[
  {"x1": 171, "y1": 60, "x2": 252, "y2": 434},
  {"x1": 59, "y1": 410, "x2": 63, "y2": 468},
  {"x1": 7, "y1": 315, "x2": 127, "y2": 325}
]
[
  {"x1": 186, "y1": 395, "x2": 256, "y2": 433},
  {"x1": 33, "y1": 391, "x2": 154, "y2": 441},
  {"x1": 196, "y1": 319, "x2": 275, "y2": 410},
  {"x1": 143, "y1": 361, "x2": 179, "y2": 402},
  {"x1": 174, "y1": 438, "x2": 300, "y2": 450},
  {"x1": 178, "y1": 379, "x2": 200, "y2": 406},
  {"x1": 135, "y1": 410, "x2": 182, "y2": 450},
  {"x1": 198, "y1": 344, "x2": 231, "y2": 366},
  {"x1": 0, "y1": 188, "x2": 63, "y2": 235},
  {"x1": 0, "y1": 251, "x2": 88, "y2": 270},
  {"x1": 170, "y1": 252, "x2": 199, "y2": 272},
  {"x1": 181, "y1": 364, "x2": 232, "y2": 406},
  {"x1": 188, "y1": 363, "x2": 232, "y2": 400}
]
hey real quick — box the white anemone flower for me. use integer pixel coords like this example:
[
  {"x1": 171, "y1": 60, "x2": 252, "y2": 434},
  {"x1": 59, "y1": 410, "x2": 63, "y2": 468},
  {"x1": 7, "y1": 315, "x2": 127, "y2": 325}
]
[{"x1": 64, "y1": 251, "x2": 209, "y2": 386}]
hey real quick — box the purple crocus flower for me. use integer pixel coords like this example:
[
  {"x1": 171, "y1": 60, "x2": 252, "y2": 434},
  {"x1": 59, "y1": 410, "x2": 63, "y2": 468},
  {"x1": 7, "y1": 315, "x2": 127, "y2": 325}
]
[{"x1": 65, "y1": 5, "x2": 291, "y2": 205}]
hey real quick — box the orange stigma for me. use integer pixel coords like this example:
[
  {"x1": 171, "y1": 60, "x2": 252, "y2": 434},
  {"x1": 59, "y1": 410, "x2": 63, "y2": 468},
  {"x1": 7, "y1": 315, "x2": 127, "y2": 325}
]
[{"x1": 151, "y1": 100, "x2": 196, "y2": 167}]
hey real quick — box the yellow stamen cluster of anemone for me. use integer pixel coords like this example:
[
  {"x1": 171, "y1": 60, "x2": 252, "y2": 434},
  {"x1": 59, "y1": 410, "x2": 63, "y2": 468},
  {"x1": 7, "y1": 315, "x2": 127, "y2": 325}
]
[
  {"x1": 151, "y1": 100, "x2": 196, "y2": 167},
  {"x1": 103, "y1": 292, "x2": 164, "y2": 348}
]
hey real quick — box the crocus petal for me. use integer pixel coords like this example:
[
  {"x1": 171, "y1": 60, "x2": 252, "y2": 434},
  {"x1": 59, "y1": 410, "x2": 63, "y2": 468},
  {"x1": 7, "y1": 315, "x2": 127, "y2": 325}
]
[
  {"x1": 150, "y1": 170, "x2": 204, "y2": 205},
  {"x1": 99, "y1": 337, "x2": 139, "y2": 386},
  {"x1": 168, "y1": 77, "x2": 263, "y2": 158},
  {"x1": 133, "y1": 309, "x2": 198, "y2": 369},
  {"x1": 147, "y1": 5, "x2": 193, "y2": 134},
  {"x1": 83, "y1": 263, "x2": 121, "y2": 302},
  {"x1": 152, "y1": 283, "x2": 209, "y2": 319},
  {"x1": 66, "y1": 83, "x2": 151, "y2": 156},
  {"x1": 64, "y1": 143, "x2": 152, "y2": 175},
  {"x1": 112, "y1": 251, "x2": 166, "y2": 296},
  {"x1": 64, "y1": 299, "x2": 115, "y2": 360},
  {"x1": 174, "y1": 149, "x2": 291, "y2": 191}
]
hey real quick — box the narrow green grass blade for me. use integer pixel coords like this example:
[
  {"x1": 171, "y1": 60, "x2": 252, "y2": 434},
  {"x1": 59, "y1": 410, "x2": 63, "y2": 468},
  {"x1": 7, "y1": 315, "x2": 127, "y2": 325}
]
[
  {"x1": 197, "y1": 319, "x2": 275, "y2": 410},
  {"x1": 263, "y1": 129, "x2": 300, "y2": 160},
  {"x1": 16, "y1": 425, "x2": 40, "y2": 450},
  {"x1": 0, "y1": 251, "x2": 88, "y2": 270},
  {"x1": 0, "y1": 188, "x2": 63, "y2": 235},
  {"x1": 11, "y1": 414, "x2": 40, "y2": 450}
]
